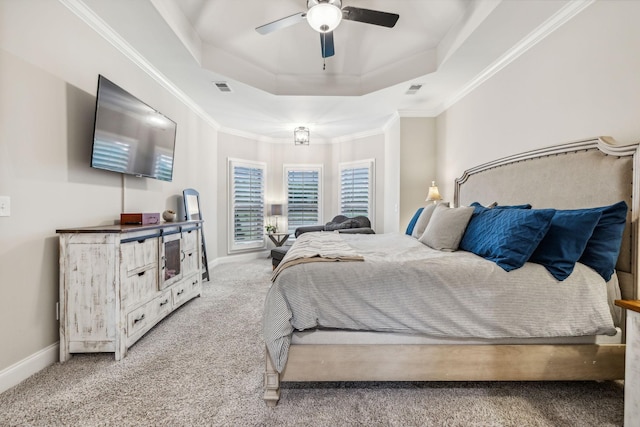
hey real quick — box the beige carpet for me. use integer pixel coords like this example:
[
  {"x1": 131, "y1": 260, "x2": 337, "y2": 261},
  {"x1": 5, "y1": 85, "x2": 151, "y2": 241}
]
[{"x1": 0, "y1": 259, "x2": 624, "y2": 426}]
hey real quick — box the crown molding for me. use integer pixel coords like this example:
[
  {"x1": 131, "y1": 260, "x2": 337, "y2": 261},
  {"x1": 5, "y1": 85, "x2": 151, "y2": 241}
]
[
  {"x1": 436, "y1": 0, "x2": 595, "y2": 115},
  {"x1": 59, "y1": 0, "x2": 220, "y2": 130}
]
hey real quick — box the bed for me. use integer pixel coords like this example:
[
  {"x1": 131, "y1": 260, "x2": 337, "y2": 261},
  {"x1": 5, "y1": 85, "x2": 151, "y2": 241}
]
[{"x1": 262, "y1": 137, "x2": 640, "y2": 406}]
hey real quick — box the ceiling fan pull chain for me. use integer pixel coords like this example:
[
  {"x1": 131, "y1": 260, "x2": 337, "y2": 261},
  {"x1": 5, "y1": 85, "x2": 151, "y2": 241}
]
[{"x1": 322, "y1": 32, "x2": 326, "y2": 70}]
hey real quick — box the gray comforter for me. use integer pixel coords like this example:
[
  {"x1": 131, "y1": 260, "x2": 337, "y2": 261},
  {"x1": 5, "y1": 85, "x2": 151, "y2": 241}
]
[{"x1": 263, "y1": 232, "x2": 618, "y2": 373}]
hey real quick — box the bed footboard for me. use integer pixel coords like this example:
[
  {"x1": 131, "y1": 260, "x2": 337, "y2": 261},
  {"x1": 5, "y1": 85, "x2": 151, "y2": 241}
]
[{"x1": 264, "y1": 343, "x2": 625, "y2": 406}]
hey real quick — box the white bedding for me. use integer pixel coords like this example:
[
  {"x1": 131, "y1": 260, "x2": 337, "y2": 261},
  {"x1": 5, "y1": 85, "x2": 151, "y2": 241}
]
[{"x1": 263, "y1": 232, "x2": 619, "y2": 373}]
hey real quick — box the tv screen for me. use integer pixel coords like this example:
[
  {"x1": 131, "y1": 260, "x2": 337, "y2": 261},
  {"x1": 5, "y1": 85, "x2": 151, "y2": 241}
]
[{"x1": 90, "y1": 75, "x2": 177, "y2": 182}]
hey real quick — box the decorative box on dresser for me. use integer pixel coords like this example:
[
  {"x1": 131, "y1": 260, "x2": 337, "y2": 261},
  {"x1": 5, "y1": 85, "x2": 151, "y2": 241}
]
[
  {"x1": 57, "y1": 220, "x2": 203, "y2": 362},
  {"x1": 615, "y1": 299, "x2": 640, "y2": 425}
]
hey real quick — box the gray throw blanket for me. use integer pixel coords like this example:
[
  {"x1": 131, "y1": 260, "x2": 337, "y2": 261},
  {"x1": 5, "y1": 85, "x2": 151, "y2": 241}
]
[{"x1": 271, "y1": 231, "x2": 364, "y2": 281}]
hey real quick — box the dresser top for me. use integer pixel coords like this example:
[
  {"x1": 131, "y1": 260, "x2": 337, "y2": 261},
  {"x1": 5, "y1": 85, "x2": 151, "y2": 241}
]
[{"x1": 56, "y1": 220, "x2": 203, "y2": 234}]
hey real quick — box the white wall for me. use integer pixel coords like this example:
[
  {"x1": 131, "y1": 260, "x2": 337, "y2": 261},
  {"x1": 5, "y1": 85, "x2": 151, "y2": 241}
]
[
  {"x1": 0, "y1": 0, "x2": 218, "y2": 379},
  {"x1": 384, "y1": 117, "x2": 401, "y2": 234},
  {"x1": 399, "y1": 117, "x2": 437, "y2": 229},
  {"x1": 437, "y1": 0, "x2": 640, "y2": 200}
]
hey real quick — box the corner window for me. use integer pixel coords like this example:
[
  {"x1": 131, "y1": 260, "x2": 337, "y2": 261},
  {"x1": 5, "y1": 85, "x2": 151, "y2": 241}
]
[
  {"x1": 228, "y1": 158, "x2": 266, "y2": 252},
  {"x1": 285, "y1": 165, "x2": 322, "y2": 235},
  {"x1": 339, "y1": 159, "x2": 375, "y2": 221}
]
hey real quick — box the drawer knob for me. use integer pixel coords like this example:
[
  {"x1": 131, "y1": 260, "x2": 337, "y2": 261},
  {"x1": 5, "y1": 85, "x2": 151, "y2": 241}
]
[
  {"x1": 160, "y1": 299, "x2": 169, "y2": 307},
  {"x1": 137, "y1": 271, "x2": 145, "y2": 277},
  {"x1": 177, "y1": 289, "x2": 184, "y2": 296},
  {"x1": 133, "y1": 314, "x2": 145, "y2": 324}
]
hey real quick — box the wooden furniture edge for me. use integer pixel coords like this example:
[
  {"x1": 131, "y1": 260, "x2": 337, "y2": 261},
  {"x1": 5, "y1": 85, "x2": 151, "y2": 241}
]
[
  {"x1": 55, "y1": 219, "x2": 203, "y2": 234},
  {"x1": 616, "y1": 299, "x2": 640, "y2": 313},
  {"x1": 264, "y1": 343, "x2": 625, "y2": 406}
]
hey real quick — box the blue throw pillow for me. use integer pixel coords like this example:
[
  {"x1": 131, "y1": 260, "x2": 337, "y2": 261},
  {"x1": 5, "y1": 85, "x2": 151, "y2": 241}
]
[
  {"x1": 406, "y1": 207, "x2": 424, "y2": 235},
  {"x1": 529, "y1": 209, "x2": 602, "y2": 281},
  {"x1": 578, "y1": 201, "x2": 628, "y2": 281},
  {"x1": 460, "y1": 208, "x2": 555, "y2": 271}
]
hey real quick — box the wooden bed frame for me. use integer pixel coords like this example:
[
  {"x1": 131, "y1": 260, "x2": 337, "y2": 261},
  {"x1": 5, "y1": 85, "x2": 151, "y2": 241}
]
[{"x1": 263, "y1": 137, "x2": 639, "y2": 406}]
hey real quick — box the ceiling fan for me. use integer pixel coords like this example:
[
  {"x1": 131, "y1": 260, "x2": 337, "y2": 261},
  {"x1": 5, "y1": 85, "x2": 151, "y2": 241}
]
[{"x1": 255, "y1": 0, "x2": 399, "y2": 60}]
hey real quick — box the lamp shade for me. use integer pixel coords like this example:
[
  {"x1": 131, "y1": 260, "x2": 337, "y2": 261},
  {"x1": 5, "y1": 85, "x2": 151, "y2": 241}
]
[
  {"x1": 426, "y1": 181, "x2": 442, "y2": 203},
  {"x1": 307, "y1": 2, "x2": 342, "y2": 33},
  {"x1": 270, "y1": 204, "x2": 283, "y2": 216}
]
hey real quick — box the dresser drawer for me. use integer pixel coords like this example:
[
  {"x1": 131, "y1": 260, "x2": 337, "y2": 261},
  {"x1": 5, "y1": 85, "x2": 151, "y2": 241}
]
[
  {"x1": 120, "y1": 238, "x2": 158, "y2": 275},
  {"x1": 126, "y1": 290, "x2": 171, "y2": 338},
  {"x1": 121, "y1": 266, "x2": 158, "y2": 308},
  {"x1": 172, "y1": 277, "x2": 200, "y2": 308},
  {"x1": 155, "y1": 290, "x2": 173, "y2": 320},
  {"x1": 126, "y1": 302, "x2": 153, "y2": 338}
]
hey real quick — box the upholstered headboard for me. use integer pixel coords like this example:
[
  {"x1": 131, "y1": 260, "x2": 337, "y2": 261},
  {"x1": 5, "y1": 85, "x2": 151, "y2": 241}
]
[{"x1": 454, "y1": 137, "x2": 639, "y2": 300}]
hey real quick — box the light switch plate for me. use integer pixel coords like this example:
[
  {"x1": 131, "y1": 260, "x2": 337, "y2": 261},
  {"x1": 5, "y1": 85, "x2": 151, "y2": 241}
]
[{"x1": 0, "y1": 196, "x2": 10, "y2": 217}]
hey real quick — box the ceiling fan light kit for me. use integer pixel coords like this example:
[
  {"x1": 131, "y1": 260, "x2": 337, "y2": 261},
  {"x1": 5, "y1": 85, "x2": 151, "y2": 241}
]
[
  {"x1": 256, "y1": 0, "x2": 399, "y2": 61},
  {"x1": 306, "y1": 0, "x2": 343, "y2": 33}
]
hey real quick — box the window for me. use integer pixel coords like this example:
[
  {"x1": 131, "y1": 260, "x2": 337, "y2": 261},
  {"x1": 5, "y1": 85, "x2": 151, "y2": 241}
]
[
  {"x1": 339, "y1": 159, "x2": 375, "y2": 221},
  {"x1": 285, "y1": 165, "x2": 322, "y2": 235},
  {"x1": 228, "y1": 158, "x2": 266, "y2": 252}
]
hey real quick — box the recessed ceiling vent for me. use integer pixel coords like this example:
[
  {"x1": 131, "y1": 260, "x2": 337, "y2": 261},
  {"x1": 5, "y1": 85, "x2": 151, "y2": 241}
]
[
  {"x1": 214, "y1": 82, "x2": 232, "y2": 93},
  {"x1": 406, "y1": 84, "x2": 422, "y2": 95}
]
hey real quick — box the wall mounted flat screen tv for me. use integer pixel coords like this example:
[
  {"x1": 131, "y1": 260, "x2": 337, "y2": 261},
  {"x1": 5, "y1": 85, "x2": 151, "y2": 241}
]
[{"x1": 90, "y1": 75, "x2": 177, "y2": 182}]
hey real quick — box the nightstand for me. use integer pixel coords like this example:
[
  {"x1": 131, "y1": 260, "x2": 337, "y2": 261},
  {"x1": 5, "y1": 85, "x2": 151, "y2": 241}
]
[
  {"x1": 615, "y1": 299, "x2": 640, "y2": 425},
  {"x1": 267, "y1": 232, "x2": 290, "y2": 247}
]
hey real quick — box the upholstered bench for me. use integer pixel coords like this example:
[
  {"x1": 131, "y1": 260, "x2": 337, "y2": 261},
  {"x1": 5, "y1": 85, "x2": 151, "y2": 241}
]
[{"x1": 271, "y1": 246, "x2": 290, "y2": 269}]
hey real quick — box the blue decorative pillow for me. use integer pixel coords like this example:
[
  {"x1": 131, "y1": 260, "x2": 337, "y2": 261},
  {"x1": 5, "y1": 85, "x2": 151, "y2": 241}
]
[
  {"x1": 578, "y1": 201, "x2": 628, "y2": 281},
  {"x1": 460, "y1": 208, "x2": 555, "y2": 271},
  {"x1": 405, "y1": 207, "x2": 424, "y2": 235},
  {"x1": 529, "y1": 209, "x2": 602, "y2": 281}
]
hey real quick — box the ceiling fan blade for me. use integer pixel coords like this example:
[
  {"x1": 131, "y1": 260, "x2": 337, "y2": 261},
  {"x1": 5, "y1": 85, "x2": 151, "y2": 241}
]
[
  {"x1": 255, "y1": 12, "x2": 307, "y2": 35},
  {"x1": 342, "y1": 6, "x2": 399, "y2": 28},
  {"x1": 320, "y1": 31, "x2": 335, "y2": 58}
]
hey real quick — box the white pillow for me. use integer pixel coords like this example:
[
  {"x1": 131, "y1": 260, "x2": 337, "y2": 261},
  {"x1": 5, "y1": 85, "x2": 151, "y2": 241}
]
[
  {"x1": 419, "y1": 204, "x2": 474, "y2": 251},
  {"x1": 411, "y1": 203, "x2": 437, "y2": 238}
]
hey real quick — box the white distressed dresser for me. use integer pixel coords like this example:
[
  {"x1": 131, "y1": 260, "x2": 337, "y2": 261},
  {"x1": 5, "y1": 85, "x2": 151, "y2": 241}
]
[{"x1": 57, "y1": 220, "x2": 203, "y2": 361}]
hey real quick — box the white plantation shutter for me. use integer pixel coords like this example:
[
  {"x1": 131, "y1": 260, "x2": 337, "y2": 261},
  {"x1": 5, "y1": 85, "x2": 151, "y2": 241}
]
[
  {"x1": 340, "y1": 160, "x2": 374, "y2": 220},
  {"x1": 229, "y1": 159, "x2": 266, "y2": 252},
  {"x1": 285, "y1": 166, "x2": 322, "y2": 234}
]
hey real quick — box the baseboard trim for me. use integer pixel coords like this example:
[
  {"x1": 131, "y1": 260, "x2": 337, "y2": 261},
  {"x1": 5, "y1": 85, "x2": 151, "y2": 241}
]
[{"x1": 0, "y1": 343, "x2": 59, "y2": 394}]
